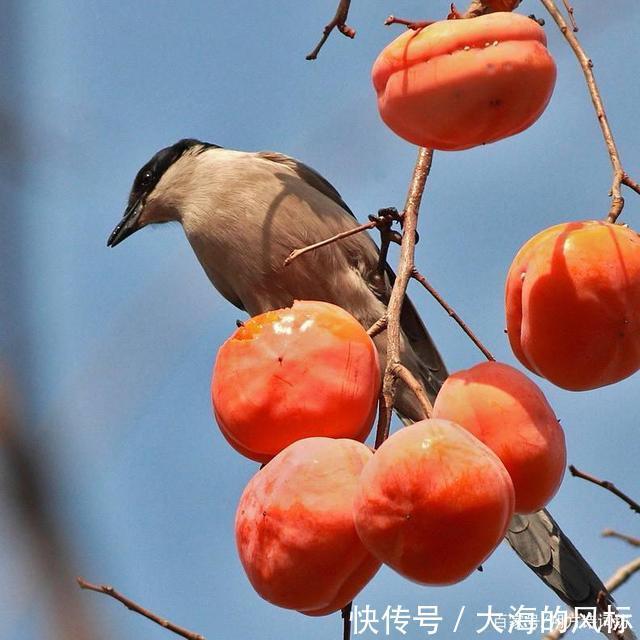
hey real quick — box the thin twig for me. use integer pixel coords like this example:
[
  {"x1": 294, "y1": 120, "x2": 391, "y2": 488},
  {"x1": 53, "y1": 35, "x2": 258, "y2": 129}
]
[
  {"x1": 384, "y1": 15, "x2": 433, "y2": 30},
  {"x1": 602, "y1": 530, "x2": 640, "y2": 548},
  {"x1": 392, "y1": 362, "x2": 433, "y2": 418},
  {"x1": 374, "y1": 148, "x2": 434, "y2": 448},
  {"x1": 569, "y1": 465, "x2": 640, "y2": 514},
  {"x1": 561, "y1": 0, "x2": 578, "y2": 31},
  {"x1": 284, "y1": 220, "x2": 376, "y2": 266},
  {"x1": 542, "y1": 556, "x2": 640, "y2": 640},
  {"x1": 411, "y1": 268, "x2": 495, "y2": 362},
  {"x1": 540, "y1": 0, "x2": 640, "y2": 223},
  {"x1": 367, "y1": 315, "x2": 388, "y2": 338},
  {"x1": 284, "y1": 208, "x2": 401, "y2": 267},
  {"x1": 306, "y1": 0, "x2": 354, "y2": 61},
  {"x1": 342, "y1": 602, "x2": 352, "y2": 640},
  {"x1": 77, "y1": 577, "x2": 206, "y2": 640}
]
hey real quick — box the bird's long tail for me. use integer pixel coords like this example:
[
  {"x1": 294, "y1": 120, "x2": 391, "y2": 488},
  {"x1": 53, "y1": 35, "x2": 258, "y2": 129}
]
[{"x1": 395, "y1": 295, "x2": 636, "y2": 640}]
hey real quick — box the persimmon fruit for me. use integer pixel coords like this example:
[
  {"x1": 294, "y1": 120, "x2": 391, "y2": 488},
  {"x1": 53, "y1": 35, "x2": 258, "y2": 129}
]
[
  {"x1": 235, "y1": 437, "x2": 380, "y2": 615},
  {"x1": 432, "y1": 361, "x2": 566, "y2": 513},
  {"x1": 353, "y1": 419, "x2": 515, "y2": 585},
  {"x1": 372, "y1": 12, "x2": 556, "y2": 150},
  {"x1": 485, "y1": 0, "x2": 521, "y2": 10},
  {"x1": 506, "y1": 221, "x2": 640, "y2": 390},
  {"x1": 211, "y1": 300, "x2": 380, "y2": 462}
]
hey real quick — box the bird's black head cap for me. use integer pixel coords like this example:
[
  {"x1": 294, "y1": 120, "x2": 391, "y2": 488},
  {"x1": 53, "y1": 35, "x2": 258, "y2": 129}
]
[
  {"x1": 108, "y1": 138, "x2": 220, "y2": 247},
  {"x1": 128, "y1": 138, "x2": 221, "y2": 206}
]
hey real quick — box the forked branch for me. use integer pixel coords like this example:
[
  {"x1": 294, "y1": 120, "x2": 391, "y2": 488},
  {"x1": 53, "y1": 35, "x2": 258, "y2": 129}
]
[
  {"x1": 540, "y1": 0, "x2": 640, "y2": 222},
  {"x1": 306, "y1": 0, "x2": 355, "y2": 60}
]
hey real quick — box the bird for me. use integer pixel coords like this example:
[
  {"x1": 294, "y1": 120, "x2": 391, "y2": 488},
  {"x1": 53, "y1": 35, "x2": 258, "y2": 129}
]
[{"x1": 109, "y1": 138, "x2": 632, "y2": 640}]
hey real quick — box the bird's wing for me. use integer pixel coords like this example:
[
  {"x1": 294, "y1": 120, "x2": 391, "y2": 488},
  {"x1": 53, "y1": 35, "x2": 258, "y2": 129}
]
[
  {"x1": 508, "y1": 510, "x2": 636, "y2": 640},
  {"x1": 256, "y1": 151, "x2": 355, "y2": 217},
  {"x1": 258, "y1": 150, "x2": 447, "y2": 400}
]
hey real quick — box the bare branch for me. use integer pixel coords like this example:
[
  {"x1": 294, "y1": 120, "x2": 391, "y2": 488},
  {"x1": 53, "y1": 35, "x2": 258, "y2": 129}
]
[
  {"x1": 342, "y1": 603, "x2": 352, "y2": 640},
  {"x1": 284, "y1": 208, "x2": 400, "y2": 267},
  {"x1": 602, "y1": 530, "x2": 640, "y2": 548},
  {"x1": 540, "y1": 0, "x2": 640, "y2": 223},
  {"x1": 411, "y1": 268, "x2": 495, "y2": 362},
  {"x1": 569, "y1": 465, "x2": 640, "y2": 514},
  {"x1": 374, "y1": 147, "x2": 434, "y2": 448},
  {"x1": 561, "y1": 0, "x2": 578, "y2": 31},
  {"x1": 542, "y1": 556, "x2": 640, "y2": 640},
  {"x1": 284, "y1": 220, "x2": 376, "y2": 266},
  {"x1": 367, "y1": 315, "x2": 388, "y2": 338},
  {"x1": 392, "y1": 362, "x2": 433, "y2": 419},
  {"x1": 77, "y1": 577, "x2": 206, "y2": 640},
  {"x1": 384, "y1": 15, "x2": 433, "y2": 30},
  {"x1": 306, "y1": 0, "x2": 355, "y2": 61}
]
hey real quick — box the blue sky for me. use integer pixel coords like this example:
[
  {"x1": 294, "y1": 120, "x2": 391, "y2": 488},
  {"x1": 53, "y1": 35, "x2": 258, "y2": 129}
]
[{"x1": 1, "y1": 1, "x2": 639, "y2": 638}]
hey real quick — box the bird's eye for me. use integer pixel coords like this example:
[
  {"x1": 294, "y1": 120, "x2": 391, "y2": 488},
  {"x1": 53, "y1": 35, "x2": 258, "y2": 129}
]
[{"x1": 141, "y1": 169, "x2": 154, "y2": 185}]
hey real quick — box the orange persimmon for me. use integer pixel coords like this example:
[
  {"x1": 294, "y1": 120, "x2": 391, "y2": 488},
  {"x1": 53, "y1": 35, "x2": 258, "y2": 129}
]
[
  {"x1": 211, "y1": 301, "x2": 380, "y2": 462},
  {"x1": 372, "y1": 12, "x2": 556, "y2": 150},
  {"x1": 353, "y1": 419, "x2": 515, "y2": 585},
  {"x1": 485, "y1": 0, "x2": 521, "y2": 10},
  {"x1": 235, "y1": 437, "x2": 380, "y2": 615},
  {"x1": 505, "y1": 221, "x2": 640, "y2": 390},
  {"x1": 432, "y1": 361, "x2": 566, "y2": 513}
]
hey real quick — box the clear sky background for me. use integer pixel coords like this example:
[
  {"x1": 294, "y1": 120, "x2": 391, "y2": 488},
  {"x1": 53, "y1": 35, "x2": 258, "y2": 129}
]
[{"x1": 1, "y1": 1, "x2": 639, "y2": 639}]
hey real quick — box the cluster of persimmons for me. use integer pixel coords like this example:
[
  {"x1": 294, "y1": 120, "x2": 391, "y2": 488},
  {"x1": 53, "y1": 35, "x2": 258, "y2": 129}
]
[{"x1": 211, "y1": 5, "x2": 640, "y2": 621}]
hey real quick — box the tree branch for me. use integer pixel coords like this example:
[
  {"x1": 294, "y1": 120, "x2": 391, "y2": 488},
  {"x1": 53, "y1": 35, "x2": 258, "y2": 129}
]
[
  {"x1": 77, "y1": 577, "x2": 206, "y2": 640},
  {"x1": 306, "y1": 0, "x2": 355, "y2": 61},
  {"x1": 540, "y1": 0, "x2": 640, "y2": 222},
  {"x1": 284, "y1": 208, "x2": 401, "y2": 267},
  {"x1": 391, "y1": 362, "x2": 433, "y2": 419},
  {"x1": 374, "y1": 147, "x2": 434, "y2": 448},
  {"x1": 569, "y1": 465, "x2": 640, "y2": 514},
  {"x1": 542, "y1": 556, "x2": 640, "y2": 640},
  {"x1": 602, "y1": 530, "x2": 640, "y2": 548},
  {"x1": 411, "y1": 268, "x2": 495, "y2": 361}
]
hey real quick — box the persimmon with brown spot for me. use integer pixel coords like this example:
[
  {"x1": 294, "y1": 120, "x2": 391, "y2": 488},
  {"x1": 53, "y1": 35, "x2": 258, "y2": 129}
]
[
  {"x1": 235, "y1": 437, "x2": 380, "y2": 615},
  {"x1": 353, "y1": 419, "x2": 515, "y2": 585},
  {"x1": 372, "y1": 12, "x2": 556, "y2": 150},
  {"x1": 212, "y1": 300, "x2": 380, "y2": 462},
  {"x1": 505, "y1": 221, "x2": 640, "y2": 390},
  {"x1": 432, "y1": 361, "x2": 566, "y2": 513}
]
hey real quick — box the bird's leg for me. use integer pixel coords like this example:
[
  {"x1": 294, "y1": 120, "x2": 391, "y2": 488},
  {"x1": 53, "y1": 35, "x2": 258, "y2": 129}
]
[{"x1": 368, "y1": 208, "x2": 401, "y2": 296}]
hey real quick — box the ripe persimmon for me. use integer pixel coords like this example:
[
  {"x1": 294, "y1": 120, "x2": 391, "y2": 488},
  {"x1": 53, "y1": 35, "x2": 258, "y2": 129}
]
[
  {"x1": 212, "y1": 300, "x2": 380, "y2": 462},
  {"x1": 432, "y1": 361, "x2": 566, "y2": 513},
  {"x1": 505, "y1": 221, "x2": 640, "y2": 390},
  {"x1": 235, "y1": 437, "x2": 380, "y2": 615},
  {"x1": 372, "y1": 12, "x2": 556, "y2": 150},
  {"x1": 353, "y1": 419, "x2": 515, "y2": 585}
]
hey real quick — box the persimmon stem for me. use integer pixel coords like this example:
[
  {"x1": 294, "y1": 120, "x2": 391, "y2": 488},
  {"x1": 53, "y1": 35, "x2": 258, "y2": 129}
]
[
  {"x1": 540, "y1": 0, "x2": 640, "y2": 223},
  {"x1": 411, "y1": 268, "x2": 495, "y2": 362},
  {"x1": 77, "y1": 577, "x2": 206, "y2": 640},
  {"x1": 306, "y1": 0, "x2": 354, "y2": 61}
]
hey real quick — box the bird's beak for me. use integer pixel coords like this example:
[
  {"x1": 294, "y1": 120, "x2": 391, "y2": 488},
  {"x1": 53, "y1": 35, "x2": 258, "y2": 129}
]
[{"x1": 107, "y1": 196, "x2": 145, "y2": 247}]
